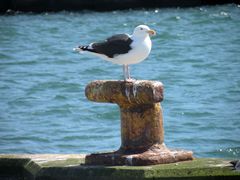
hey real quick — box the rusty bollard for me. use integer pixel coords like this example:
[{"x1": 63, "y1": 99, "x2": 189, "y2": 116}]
[{"x1": 85, "y1": 80, "x2": 193, "y2": 166}]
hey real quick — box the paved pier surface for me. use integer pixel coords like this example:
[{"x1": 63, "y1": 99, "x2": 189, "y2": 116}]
[{"x1": 0, "y1": 154, "x2": 240, "y2": 180}]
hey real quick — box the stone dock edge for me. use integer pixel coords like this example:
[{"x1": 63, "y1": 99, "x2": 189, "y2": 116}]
[{"x1": 0, "y1": 154, "x2": 240, "y2": 180}]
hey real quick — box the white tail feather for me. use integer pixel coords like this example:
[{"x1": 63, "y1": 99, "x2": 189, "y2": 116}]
[{"x1": 73, "y1": 47, "x2": 84, "y2": 53}]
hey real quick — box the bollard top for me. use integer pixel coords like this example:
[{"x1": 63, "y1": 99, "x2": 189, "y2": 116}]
[{"x1": 85, "y1": 80, "x2": 164, "y2": 105}]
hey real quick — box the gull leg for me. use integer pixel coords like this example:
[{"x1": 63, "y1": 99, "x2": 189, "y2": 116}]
[
  {"x1": 126, "y1": 65, "x2": 131, "y2": 80},
  {"x1": 123, "y1": 65, "x2": 127, "y2": 81},
  {"x1": 123, "y1": 64, "x2": 132, "y2": 81}
]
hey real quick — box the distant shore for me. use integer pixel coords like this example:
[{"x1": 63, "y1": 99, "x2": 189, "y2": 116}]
[{"x1": 0, "y1": 0, "x2": 239, "y2": 13}]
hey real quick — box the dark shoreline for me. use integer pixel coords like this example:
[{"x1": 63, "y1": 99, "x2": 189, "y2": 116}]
[{"x1": 0, "y1": 0, "x2": 239, "y2": 13}]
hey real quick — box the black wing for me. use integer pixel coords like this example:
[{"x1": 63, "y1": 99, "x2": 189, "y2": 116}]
[{"x1": 91, "y1": 34, "x2": 133, "y2": 58}]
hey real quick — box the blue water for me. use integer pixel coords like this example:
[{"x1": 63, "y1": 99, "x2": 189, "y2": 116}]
[{"x1": 0, "y1": 4, "x2": 240, "y2": 158}]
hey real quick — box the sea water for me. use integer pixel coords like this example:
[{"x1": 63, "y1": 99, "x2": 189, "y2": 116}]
[{"x1": 0, "y1": 4, "x2": 240, "y2": 158}]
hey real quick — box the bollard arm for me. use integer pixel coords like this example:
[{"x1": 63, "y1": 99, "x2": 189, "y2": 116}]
[{"x1": 85, "y1": 80, "x2": 164, "y2": 106}]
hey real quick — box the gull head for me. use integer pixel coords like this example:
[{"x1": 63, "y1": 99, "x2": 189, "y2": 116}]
[{"x1": 133, "y1": 25, "x2": 156, "y2": 38}]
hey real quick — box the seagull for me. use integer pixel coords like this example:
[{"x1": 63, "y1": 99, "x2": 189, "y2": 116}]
[{"x1": 74, "y1": 25, "x2": 156, "y2": 80}]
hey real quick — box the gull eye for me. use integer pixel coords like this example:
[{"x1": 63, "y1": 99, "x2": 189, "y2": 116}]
[{"x1": 140, "y1": 28, "x2": 143, "y2": 30}]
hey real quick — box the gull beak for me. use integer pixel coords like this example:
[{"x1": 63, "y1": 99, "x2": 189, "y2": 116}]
[{"x1": 147, "y1": 29, "x2": 156, "y2": 36}]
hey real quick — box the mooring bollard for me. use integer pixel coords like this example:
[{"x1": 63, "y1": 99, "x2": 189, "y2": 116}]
[{"x1": 85, "y1": 80, "x2": 193, "y2": 166}]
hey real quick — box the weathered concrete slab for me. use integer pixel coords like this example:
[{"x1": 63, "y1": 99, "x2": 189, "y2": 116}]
[{"x1": 0, "y1": 154, "x2": 240, "y2": 180}]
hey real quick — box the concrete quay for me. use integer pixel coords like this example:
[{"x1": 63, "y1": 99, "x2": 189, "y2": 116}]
[{"x1": 1, "y1": 154, "x2": 240, "y2": 180}]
